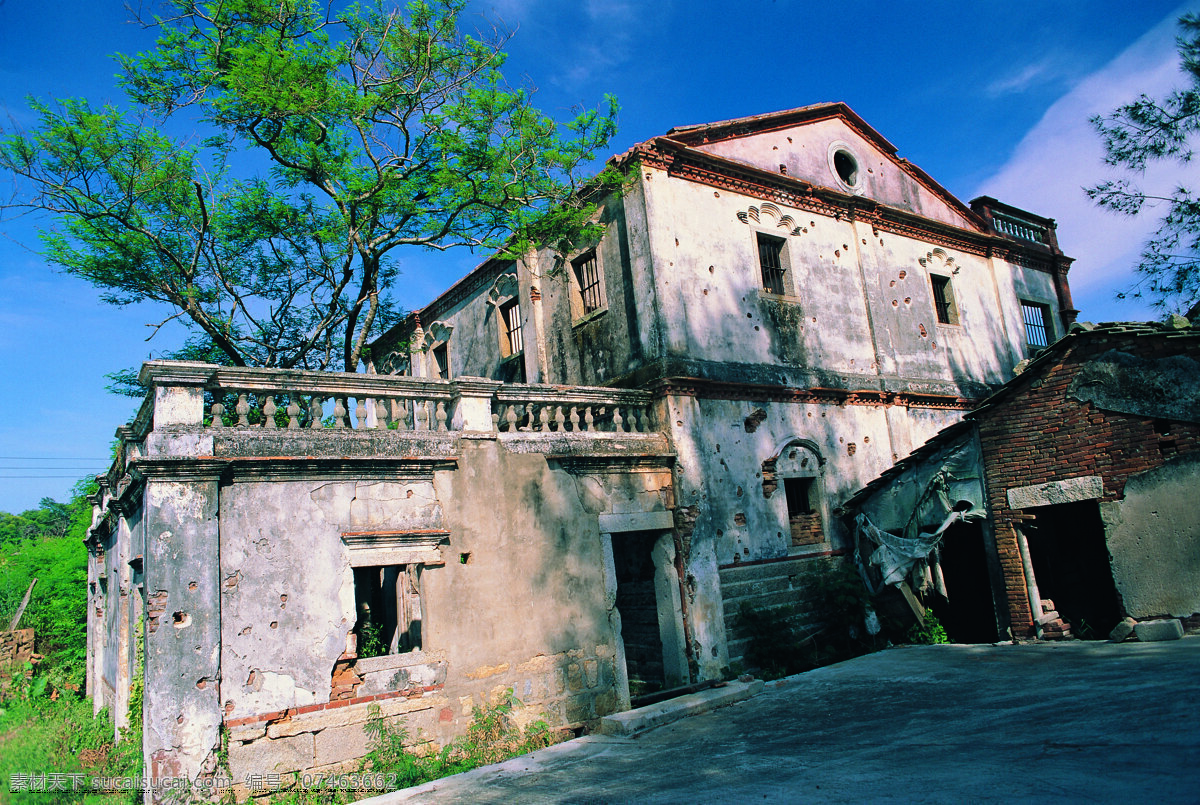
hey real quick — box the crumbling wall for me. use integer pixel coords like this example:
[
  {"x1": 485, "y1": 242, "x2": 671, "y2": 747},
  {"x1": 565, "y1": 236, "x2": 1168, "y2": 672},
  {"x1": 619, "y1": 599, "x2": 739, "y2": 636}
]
[
  {"x1": 1102, "y1": 453, "x2": 1200, "y2": 618},
  {"x1": 977, "y1": 332, "x2": 1200, "y2": 636},
  {"x1": 211, "y1": 435, "x2": 674, "y2": 785}
]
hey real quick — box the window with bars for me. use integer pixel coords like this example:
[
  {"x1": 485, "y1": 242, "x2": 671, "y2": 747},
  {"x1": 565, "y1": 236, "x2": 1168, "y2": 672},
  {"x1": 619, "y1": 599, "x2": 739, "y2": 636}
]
[
  {"x1": 1021, "y1": 301, "x2": 1051, "y2": 348},
  {"x1": 572, "y1": 252, "x2": 603, "y2": 315},
  {"x1": 757, "y1": 233, "x2": 787, "y2": 295},
  {"x1": 500, "y1": 298, "x2": 523, "y2": 356},
  {"x1": 431, "y1": 343, "x2": 449, "y2": 379},
  {"x1": 930, "y1": 274, "x2": 958, "y2": 325}
]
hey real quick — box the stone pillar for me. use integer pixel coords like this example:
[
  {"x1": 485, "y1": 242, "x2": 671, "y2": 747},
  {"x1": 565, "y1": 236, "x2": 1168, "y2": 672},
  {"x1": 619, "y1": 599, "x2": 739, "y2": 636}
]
[
  {"x1": 137, "y1": 362, "x2": 213, "y2": 427},
  {"x1": 450, "y1": 377, "x2": 503, "y2": 433},
  {"x1": 520, "y1": 248, "x2": 550, "y2": 384},
  {"x1": 138, "y1": 465, "x2": 223, "y2": 802}
]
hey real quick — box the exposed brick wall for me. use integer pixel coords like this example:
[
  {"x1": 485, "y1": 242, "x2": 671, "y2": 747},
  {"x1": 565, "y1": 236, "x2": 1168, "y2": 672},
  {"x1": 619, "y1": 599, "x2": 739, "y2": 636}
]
[
  {"x1": 789, "y1": 513, "x2": 824, "y2": 546},
  {"x1": 976, "y1": 333, "x2": 1200, "y2": 636}
]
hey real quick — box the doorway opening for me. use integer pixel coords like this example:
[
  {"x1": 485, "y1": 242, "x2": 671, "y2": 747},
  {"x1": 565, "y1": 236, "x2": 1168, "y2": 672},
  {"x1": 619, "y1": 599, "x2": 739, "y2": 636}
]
[
  {"x1": 926, "y1": 521, "x2": 998, "y2": 643},
  {"x1": 1023, "y1": 501, "x2": 1122, "y2": 639},
  {"x1": 611, "y1": 531, "x2": 665, "y2": 697}
]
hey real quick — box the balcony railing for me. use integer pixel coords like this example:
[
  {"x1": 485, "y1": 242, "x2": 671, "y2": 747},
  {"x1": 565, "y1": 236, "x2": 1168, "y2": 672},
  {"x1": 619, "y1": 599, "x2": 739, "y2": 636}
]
[{"x1": 132, "y1": 361, "x2": 654, "y2": 438}]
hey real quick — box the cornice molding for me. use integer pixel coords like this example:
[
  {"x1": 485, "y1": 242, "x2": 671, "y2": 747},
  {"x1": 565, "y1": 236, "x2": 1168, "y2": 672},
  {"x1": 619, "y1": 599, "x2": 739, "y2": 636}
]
[{"x1": 634, "y1": 139, "x2": 1066, "y2": 271}]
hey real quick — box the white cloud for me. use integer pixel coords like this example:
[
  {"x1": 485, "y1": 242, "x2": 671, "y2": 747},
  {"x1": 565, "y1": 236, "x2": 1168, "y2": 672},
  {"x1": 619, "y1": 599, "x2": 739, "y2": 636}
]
[
  {"x1": 975, "y1": 5, "x2": 1200, "y2": 321},
  {"x1": 985, "y1": 57, "x2": 1064, "y2": 97}
]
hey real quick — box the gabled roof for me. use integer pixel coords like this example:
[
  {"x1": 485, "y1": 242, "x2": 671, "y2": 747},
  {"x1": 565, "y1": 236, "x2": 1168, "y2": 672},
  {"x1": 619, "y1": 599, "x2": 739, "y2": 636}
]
[
  {"x1": 838, "y1": 318, "x2": 1200, "y2": 512},
  {"x1": 617, "y1": 101, "x2": 986, "y2": 235}
]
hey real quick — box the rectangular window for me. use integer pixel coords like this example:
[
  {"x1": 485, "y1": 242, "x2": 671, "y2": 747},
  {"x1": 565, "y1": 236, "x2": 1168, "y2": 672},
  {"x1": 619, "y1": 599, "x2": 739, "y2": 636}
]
[
  {"x1": 353, "y1": 564, "x2": 422, "y2": 657},
  {"x1": 501, "y1": 298, "x2": 523, "y2": 355},
  {"x1": 783, "y1": 477, "x2": 823, "y2": 547},
  {"x1": 573, "y1": 252, "x2": 603, "y2": 315},
  {"x1": 757, "y1": 233, "x2": 787, "y2": 295},
  {"x1": 930, "y1": 275, "x2": 958, "y2": 325},
  {"x1": 1021, "y1": 301, "x2": 1051, "y2": 348},
  {"x1": 431, "y1": 343, "x2": 449, "y2": 379}
]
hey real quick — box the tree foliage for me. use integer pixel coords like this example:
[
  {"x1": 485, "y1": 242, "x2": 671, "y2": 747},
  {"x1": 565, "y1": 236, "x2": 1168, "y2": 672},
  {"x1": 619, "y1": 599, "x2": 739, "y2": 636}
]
[
  {"x1": 1088, "y1": 13, "x2": 1200, "y2": 316},
  {"x1": 1, "y1": 0, "x2": 619, "y2": 371},
  {"x1": 0, "y1": 482, "x2": 95, "y2": 678}
]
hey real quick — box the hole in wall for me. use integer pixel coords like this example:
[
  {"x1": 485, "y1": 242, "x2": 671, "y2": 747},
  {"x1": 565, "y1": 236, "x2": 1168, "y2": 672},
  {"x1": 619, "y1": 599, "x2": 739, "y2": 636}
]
[
  {"x1": 172, "y1": 611, "x2": 190, "y2": 629},
  {"x1": 834, "y1": 149, "x2": 859, "y2": 185},
  {"x1": 459, "y1": 552, "x2": 471, "y2": 565}
]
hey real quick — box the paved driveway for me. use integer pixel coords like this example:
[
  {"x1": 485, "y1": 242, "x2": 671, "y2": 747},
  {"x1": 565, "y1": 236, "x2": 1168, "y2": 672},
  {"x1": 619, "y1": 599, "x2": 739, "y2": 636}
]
[{"x1": 371, "y1": 638, "x2": 1200, "y2": 804}]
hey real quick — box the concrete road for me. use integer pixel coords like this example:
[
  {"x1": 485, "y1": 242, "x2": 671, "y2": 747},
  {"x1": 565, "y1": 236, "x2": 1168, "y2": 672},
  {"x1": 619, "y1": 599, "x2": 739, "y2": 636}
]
[{"x1": 370, "y1": 638, "x2": 1200, "y2": 804}]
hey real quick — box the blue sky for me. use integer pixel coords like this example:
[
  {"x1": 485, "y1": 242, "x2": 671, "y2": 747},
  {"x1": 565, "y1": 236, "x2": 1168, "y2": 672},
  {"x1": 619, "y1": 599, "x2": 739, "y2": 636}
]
[{"x1": 0, "y1": 0, "x2": 1196, "y2": 514}]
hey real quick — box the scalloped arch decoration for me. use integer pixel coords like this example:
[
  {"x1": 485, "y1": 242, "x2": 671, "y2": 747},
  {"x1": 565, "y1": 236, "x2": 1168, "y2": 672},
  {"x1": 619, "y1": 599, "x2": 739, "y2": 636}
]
[
  {"x1": 421, "y1": 321, "x2": 454, "y2": 350},
  {"x1": 486, "y1": 272, "x2": 519, "y2": 307},
  {"x1": 918, "y1": 247, "x2": 957, "y2": 273},
  {"x1": 737, "y1": 203, "x2": 803, "y2": 236}
]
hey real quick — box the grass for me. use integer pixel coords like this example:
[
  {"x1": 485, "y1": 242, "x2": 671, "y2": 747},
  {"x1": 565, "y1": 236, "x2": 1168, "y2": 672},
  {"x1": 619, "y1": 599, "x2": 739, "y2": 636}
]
[{"x1": 0, "y1": 670, "x2": 142, "y2": 804}]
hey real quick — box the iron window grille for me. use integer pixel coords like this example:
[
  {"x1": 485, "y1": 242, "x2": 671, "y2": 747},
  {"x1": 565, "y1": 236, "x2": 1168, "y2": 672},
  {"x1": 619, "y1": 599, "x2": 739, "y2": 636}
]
[
  {"x1": 501, "y1": 298, "x2": 523, "y2": 355},
  {"x1": 1021, "y1": 301, "x2": 1051, "y2": 347},
  {"x1": 931, "y1": 275, "x2": 956, "y2": 324},
  {"x1": 757, "y1": 233, "x2": 787, "y2": 295},
  {"x1": 573, "y1": 252, "x2": 603, "y2": 314}
]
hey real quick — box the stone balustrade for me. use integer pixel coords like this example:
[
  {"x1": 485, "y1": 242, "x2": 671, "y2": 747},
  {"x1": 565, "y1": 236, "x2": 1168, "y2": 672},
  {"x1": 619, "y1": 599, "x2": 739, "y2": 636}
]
[
  {"x1": 493, "y1": 384, "x2": 653, "y2": 433},
  {"x1": 131, "y1": 361, "x2": 654, "y2": 438}
]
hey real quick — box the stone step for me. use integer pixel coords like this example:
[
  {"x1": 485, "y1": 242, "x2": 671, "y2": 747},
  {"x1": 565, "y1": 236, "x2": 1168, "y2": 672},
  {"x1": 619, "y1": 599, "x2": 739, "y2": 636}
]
[{"x1": 599, "y1": 679, "x2": 765, "y2": 737}]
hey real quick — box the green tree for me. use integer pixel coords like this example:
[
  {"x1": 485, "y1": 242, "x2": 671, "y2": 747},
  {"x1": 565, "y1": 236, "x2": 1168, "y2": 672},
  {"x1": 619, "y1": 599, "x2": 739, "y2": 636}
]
[
  {"x1": 0, "y1": 482, "x2": 95, "y2": 678},
  {"x1": 1, "y1": 0, "x2": 619, "y2": 372},
  {"x1": 1088, "y1": 13, "x2": 1200, "y2": 317}
]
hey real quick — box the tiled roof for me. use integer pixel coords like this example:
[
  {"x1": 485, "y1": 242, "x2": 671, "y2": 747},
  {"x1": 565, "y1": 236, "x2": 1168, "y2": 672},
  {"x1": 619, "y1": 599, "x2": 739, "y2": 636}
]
[{"x1": 838, "y1": 318, "x2": 1200, "y2": 512}]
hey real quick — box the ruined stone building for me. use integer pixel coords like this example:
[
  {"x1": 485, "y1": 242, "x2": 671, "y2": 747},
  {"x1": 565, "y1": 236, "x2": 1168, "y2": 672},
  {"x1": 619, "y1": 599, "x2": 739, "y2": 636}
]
[
  {"x1": 843, "y1": 319, "x2": 1200, "y2": 643},
  {"x1": 86, "y1": 103, "x2": 1080, "y2": 795}
]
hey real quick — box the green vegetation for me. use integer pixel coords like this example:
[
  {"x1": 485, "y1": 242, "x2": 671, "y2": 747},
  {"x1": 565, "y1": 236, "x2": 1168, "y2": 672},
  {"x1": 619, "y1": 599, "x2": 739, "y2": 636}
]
[
  {"x1": 1088, "y1": 12, "x2": 1200, "y2": 315},
  {"x1": 906, "y1": 610, "x2": 949, "y2": 645},
  {"x1": 0, "y1": 483, "x2": 144, "y2": 804},
  {"x1": 1, "y1": 0, "x2": 620, "y2": 374},
  {"x1": 264, "y1": 690, "x2": 560, "y2": 804}
]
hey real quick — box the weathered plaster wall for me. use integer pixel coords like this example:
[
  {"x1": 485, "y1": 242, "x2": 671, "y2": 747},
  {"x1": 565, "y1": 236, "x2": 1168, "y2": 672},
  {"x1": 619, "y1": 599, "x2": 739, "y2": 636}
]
[
  {"x1": 210, "y1": 434, "x2": 673, "y2": 782},
  {"x1": 1102, "y1": 453, "x2": 1200, "y2": 618},
  {"x1": 142, "y1": 476, "x2": 223, "y2": 792},
  {"x1": 692, "y1": 118, "x2": 973, "y2": 228},
  {"x1": 536, "y1": 194, "x2": 645, "y2": 386},
  {"x1": 638, "y1": 169, "x2": 1039, "y2": 395}
]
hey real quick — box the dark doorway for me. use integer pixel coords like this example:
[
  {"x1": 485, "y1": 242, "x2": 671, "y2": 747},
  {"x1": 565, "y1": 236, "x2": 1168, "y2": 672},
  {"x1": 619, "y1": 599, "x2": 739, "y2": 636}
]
[
  {"x1": 1023, "y1": 501, "x2": 1122, "y2": 639},
  {"x1": 611, "y1": 532, "x2": 665, "y2": 697},
  {"x1": 928, "y1": 522, "x2": 998, "y2": 643}
]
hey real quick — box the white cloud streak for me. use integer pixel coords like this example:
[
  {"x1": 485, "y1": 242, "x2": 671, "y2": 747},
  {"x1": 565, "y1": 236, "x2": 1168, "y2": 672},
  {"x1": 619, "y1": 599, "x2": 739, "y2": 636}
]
[{"x1": 975, "y1": 5, "x2": 1200, "y2": 321}]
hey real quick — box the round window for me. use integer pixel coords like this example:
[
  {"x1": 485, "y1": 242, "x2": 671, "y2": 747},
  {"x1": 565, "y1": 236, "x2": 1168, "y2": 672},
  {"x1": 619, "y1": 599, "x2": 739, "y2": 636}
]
[
  {"x1": 834, "y1": 150, "x2": 858, "y2": 186},
  {"x1": 827, "y1": 141, "x2": 863, "y2": 193}
]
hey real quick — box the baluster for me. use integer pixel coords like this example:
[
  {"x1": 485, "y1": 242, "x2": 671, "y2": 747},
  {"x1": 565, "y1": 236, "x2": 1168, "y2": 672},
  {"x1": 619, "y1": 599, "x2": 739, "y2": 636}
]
[
  {"x1": 355, "y1": 398, "x2": 368, "y2": 429},
  {"x1": 521, "y1": 405, "x2": 534, "y2": 432},
  {"x1": 505, "y1": 404, "x2": 519, "y2": 432},
  {"x1": 538, "y1": 405, "x2": 551, "y2": 432},
  {"x1": 309, "y1": 396, "x2": 323, "y2": 429},
  {"x1": 235, "y1": 393, "x2": 250, "y2": 427},
  {"x1": 569, "y1": 406, "x2": 580, "y2": 432},
  {"x1": 391, "y1": 399, "x2": 408, "y2": 431},
  {"x1": 416, "y1": 400, "x2": 429, "y2": 431},
  {"x1": 210, "y1": 400, "x2": 226, "y2": 429},
  {"x1": 491, "y1": 410, "x2": 501, "y2": 431},
  {"x1": 262, "y1": 396, "x2": 277, "y2": 429},
  {"x1": 639, "y1": 407, "x2": 651, "y2": 433},
  {"x1": 331, "y1": 397, "x2": 347, "y2": 428},
  {"x1": 554, "y1": 406, "x2": 566, "y2": 431},
  {"x1": 286, "y1": 397, "x2": 301, "y2": 430},
  {"x1": 375, "y1": 399, "x2": 389, "y2": 430},
  {"x1": 612, "y1": 406, "x2": 623, "y2": 433},
  {"x1": 584, "y1": 406, "x2": 594, "y2": 432},
  {"x1": 435, "y1": 401, "x2": 448, "y2": 431}
]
